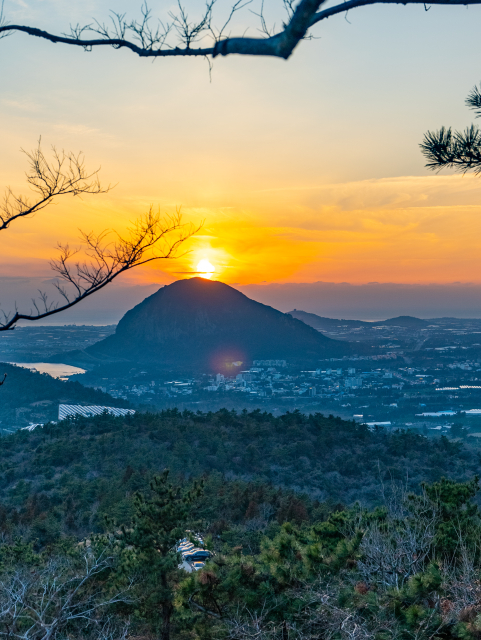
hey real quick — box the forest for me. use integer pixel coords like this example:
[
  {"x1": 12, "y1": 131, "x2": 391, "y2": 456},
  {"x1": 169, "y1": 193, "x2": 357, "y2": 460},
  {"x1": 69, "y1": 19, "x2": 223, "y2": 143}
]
[
  {"x1": 0, "y1": 410, "x2": 481, "y2": 639},
  {"x1": 0, "y1": 408, "x2": 477, "y2": 540}
]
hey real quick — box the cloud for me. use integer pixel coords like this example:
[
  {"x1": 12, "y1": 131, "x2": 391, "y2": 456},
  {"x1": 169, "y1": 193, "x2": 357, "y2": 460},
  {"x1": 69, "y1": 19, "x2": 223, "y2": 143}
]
[
  {"x1": 5, "y1": 172, "x2": 481, "y2": 287},
  {"x1": 165, "y1": 174, "x2": 481, "y2": 284},
  {"x1": 1, "y1": 98, "x2": 40, "y2": 112},
  {"x1": 53, "y1": 124, "x2": 101, "y2": 136}
]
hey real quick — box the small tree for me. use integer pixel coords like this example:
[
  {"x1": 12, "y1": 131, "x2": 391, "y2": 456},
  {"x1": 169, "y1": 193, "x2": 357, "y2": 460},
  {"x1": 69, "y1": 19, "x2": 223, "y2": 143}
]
[
  {"x1": 420, "y1": 476, "x2": 480, "y2": 558},
  {"x1": 110, "y1": 470, "x2": 203, "y2": 640}
]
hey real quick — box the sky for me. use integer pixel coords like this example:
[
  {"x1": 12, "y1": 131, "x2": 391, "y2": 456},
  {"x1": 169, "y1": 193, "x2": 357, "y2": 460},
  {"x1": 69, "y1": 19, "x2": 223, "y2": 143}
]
[{"x1": 2, "y1": 0, "x2": 481, "y2": 319}]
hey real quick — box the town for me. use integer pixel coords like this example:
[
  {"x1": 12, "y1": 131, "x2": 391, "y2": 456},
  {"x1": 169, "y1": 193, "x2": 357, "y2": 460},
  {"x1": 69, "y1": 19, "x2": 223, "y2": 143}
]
[{"x1": 4, "y1": 316, "x2": 481, "y2": 439}]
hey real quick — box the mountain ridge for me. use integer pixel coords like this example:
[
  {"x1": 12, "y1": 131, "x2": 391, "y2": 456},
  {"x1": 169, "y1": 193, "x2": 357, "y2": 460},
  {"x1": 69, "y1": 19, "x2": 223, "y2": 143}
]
[{"x1": 288, "y1": 309, "x2": 429, "y2": 331}]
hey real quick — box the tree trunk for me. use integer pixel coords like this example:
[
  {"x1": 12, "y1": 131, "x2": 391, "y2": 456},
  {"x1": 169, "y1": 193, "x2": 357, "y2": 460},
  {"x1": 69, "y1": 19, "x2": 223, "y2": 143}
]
[{"x1": 161, "y1": 602, "x2": 173, "y2": 640}]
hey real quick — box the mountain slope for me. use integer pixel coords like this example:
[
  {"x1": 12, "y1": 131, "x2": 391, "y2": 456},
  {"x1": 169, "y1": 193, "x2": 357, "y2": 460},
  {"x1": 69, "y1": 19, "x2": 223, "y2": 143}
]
[
  {"x1": 0, "y1": 409, "x2": 475, "y2": 543},
  {"x1": 83, "y1": 278, "x2": 350, "y2": 370},
  {"x1": 288, "y1": 311, "x2": 370, "y2": 330},
  {"x1": 0, "y1": 363, "x2": 129, "y2": 429},
  {"x1": 289, "y1": 310, "x2": 429, "y2": 331},
  {"x1": 380, "y1": 315, "x2": 429, "y2": 328}
]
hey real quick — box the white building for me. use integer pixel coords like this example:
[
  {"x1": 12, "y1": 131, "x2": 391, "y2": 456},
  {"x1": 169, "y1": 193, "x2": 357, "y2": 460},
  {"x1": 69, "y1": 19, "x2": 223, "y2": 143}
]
[
  {"x1": 58, "y1": 404, "x2": 135, "y2": 421},
  {"x1": 253, "y1": 360, "x2": 287, "y2": 367}
]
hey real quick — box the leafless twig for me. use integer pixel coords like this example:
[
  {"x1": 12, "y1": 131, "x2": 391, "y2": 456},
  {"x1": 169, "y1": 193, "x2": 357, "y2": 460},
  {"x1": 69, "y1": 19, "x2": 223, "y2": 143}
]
[
  {"x1": 355, "y1": 484, "x2": 437, "y2": 589},
  {"x1": 0, "y1": 139, "x2": 108, "y2": 232},
  {"x1": 0, "y1": 142, "x2": 201, "y2": 332},
  {"x1": 0, "y1": 552, "x2": 133, "y2": 640},
  {"x1": 1, "y1": 0, "x2": 481, "y2": 62},
  {"x1": 0, "y1": 207, "x2": 200, "y2": 331}
]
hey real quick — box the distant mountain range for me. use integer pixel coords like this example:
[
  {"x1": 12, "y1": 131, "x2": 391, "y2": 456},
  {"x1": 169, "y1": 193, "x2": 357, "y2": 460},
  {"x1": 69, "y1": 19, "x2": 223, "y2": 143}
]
[
  {"x1": 288, "y1": 310, "x2": 429, "y2": 331},
  {"x1": 52, "y1": 278, "x2": 351, "y2": 372}
]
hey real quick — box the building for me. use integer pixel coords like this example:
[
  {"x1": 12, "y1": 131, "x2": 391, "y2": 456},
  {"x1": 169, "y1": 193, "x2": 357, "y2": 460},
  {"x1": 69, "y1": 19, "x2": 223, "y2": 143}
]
[
  {"x1": 366, "y1": 421, "x2": 392, "y2": 428},
  {"x1": 58, "y1": 404, "x2": 135, "y2": 421},
  {"x1": 345, "y1": 377, "x2": 363, "y2": 389},
  {"x1": 253, "y1": 360, "x2": 287, "y2": 367}
]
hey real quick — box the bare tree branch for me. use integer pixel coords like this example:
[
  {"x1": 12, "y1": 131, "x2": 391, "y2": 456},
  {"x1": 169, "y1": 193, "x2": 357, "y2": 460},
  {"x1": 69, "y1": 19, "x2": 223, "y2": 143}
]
[
  {"x1": 307, "y1": 0, "x2": 481, "y2": 27},
  {"x1": 0, "y1": 140, "x2": 108, "y2": 231},
  {"x1": 0, "y1": 207, "x2": 201, "y2": 331},
  {"x1": 1, "y1": 0, "x2": 480, "y2": 62},
  {"x1": 0, "y1": 552, "x2": 133, "y2": 640},
  {"x1": 354, "y1": 484, "x2": 437, "y2": 590},
  {"x1": 0, "y1": 142, "x2": 201, "y2": 332}
]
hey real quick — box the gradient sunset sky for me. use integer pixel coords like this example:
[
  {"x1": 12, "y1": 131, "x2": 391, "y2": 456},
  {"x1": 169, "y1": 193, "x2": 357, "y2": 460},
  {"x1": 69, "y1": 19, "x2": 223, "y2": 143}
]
[{"x1": 3, "y1": 0, "x2": 481, "y2": 288}]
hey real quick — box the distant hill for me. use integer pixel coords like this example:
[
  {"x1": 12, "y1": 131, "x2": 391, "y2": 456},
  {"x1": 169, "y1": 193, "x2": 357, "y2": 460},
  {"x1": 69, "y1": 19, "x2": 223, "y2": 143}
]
[
  {"x1": 288, "y1": 310, "x2": 429, "y2": 331},
  {"x1": 380, "y1": 315, "x2": 430, "y2": 328},
  {"x1": 287, "y1": 311, "x2": 370, "y2": 330},
  {"x1": 0, "y1": 363, "x2": 129, "y2": 429},
  {"x1": 61, "y1": 279, "x2": 350, "y2": 372}
]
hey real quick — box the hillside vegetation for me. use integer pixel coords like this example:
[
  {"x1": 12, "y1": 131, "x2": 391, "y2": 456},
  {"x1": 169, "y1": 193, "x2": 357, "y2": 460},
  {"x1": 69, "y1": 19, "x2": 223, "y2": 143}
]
[
  {"x1": 0, "y1": 410, "x2": 481, "y2": 639},
  {"x1": 0, "y1": 408, "x2": 478, "y2": 544},
  {"x1": 0, "y1": 363, "x2": 129, "y2": 428}
]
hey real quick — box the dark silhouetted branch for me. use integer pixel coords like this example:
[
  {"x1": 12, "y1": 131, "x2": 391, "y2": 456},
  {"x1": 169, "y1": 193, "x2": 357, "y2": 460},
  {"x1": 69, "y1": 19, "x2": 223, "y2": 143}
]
[
  {"x1": 0, "y1": 208, "x2": 200, "y2": 332},
  {"x1": 0, "y1": 142, "x2": 201, "y2": 333},
  {"x1": 3, "y1": 0, "x2": 481, "y2": 63},
  {"x1": 308, "y1": 0, "x2": 481, "y2": 26},
  {"x1": 0, "y1": 140, "x2": 108, "y2": 231}
]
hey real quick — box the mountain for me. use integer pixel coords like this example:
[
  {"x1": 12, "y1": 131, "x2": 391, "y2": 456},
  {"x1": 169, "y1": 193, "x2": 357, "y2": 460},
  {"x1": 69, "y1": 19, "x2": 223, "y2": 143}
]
[
  {"x1": 288, "y1": 310, "x2": 429, "y2": 331},
  {"x1": 65, "y1": 278, "x2": 350, "y2": 371}
]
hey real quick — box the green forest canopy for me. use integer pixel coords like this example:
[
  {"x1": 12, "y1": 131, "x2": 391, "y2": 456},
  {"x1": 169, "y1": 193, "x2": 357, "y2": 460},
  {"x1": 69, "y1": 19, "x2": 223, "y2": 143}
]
[{"x1": 0, "y1": 408, "x2": 478, "y2": 544}]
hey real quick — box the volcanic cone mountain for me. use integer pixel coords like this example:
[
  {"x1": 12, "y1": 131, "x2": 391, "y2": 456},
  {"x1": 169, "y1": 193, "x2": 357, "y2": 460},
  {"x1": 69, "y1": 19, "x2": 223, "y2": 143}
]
[{"x1": 81, "y1": 278, "x2": 350, "y2": 371}]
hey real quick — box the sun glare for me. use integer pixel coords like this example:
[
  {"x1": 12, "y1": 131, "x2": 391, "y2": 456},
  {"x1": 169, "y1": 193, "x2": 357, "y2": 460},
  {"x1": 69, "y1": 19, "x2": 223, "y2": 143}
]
[{"x1": 197, "y1": 259, "x2": 215, "y2": 279}]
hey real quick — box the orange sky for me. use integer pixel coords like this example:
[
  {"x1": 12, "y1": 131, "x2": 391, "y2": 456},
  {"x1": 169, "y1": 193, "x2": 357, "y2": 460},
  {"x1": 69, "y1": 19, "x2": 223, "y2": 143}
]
[
  {"x1": 3, "y1": 0, "x2": 481, "y2": 289},
  {"x1": 3, "y1": 171, "x2": 481, "y2": 286}
]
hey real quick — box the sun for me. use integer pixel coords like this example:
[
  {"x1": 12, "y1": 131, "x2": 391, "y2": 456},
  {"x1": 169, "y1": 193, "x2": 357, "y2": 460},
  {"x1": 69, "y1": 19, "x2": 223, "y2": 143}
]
[{"x1": 197, "y1": 259, "x2": 215, "y2": 279}]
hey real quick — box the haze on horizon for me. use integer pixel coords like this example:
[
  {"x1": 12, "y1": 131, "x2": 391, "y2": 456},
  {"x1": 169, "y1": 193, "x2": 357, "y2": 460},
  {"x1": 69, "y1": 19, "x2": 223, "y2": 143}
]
[
  {"x1": 5, "y1": 277, "x2": 481, "y2": 324},
  {"x1": 3, "y1": 0, "x2": 481, "y2": 314}
]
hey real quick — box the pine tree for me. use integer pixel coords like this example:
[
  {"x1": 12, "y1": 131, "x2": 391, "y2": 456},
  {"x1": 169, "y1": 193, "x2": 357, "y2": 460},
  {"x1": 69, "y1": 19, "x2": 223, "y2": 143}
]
[
  {"x1": 416, "y1": 477, "x2": 480, "y2": 558},
  {"x1": 421, "y1": 83, "x2": 481, "y2": 173},
  {"x1": 112, "y1": 469, "x2": 203, "y2": 640}
]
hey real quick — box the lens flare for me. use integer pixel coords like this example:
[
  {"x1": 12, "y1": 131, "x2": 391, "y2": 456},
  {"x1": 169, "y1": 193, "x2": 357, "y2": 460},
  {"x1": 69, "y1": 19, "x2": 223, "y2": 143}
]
[{"x1": 197, "y1": 259, "x2": 215, "y2": 279}]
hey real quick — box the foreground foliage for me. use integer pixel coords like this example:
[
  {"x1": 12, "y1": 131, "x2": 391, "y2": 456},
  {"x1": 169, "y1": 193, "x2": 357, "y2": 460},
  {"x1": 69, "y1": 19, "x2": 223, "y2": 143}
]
[
  {"x1": 2, "y1": 472, "x2": 481, "y2": 640},
  {"x1": 1, "y1": 410, "x2": 481, "y2": 639}
]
